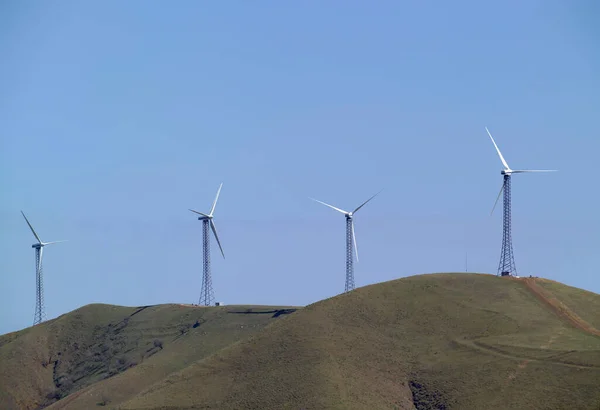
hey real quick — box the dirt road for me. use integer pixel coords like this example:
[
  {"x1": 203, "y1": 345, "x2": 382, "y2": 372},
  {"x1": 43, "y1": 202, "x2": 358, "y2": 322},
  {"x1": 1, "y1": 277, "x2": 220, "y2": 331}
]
[{"x1": 521, "y1": 277, "x2": 600, "y2": 337}]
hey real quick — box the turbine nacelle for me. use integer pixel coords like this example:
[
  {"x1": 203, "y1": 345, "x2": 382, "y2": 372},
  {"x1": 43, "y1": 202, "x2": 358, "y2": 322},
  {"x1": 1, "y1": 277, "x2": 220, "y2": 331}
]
[{"x1": 31, "y1": 241, "x2": 66, "y2": 248}]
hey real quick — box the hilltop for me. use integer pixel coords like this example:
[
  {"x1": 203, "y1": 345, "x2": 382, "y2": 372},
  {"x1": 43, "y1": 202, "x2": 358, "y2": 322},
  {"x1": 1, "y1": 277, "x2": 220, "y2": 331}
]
[
  {"x1": 2, "y1": 273, "x2": 600, "y2": 409},
  {"x1": 0, "y1": 303, "x2": 298, "y2": 409}
]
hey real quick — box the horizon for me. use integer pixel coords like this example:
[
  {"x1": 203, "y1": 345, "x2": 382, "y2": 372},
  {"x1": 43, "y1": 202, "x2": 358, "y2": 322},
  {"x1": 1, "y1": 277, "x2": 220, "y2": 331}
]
[
  {"x1": 2, "y1": 1, "x2": 599, "y2": 335},
  {"x1": 2, "y1": 271, "x2": 592, "y2": 336},
  {"x1": 1, "y1": 270, "x2": 595, "y2": 336}
]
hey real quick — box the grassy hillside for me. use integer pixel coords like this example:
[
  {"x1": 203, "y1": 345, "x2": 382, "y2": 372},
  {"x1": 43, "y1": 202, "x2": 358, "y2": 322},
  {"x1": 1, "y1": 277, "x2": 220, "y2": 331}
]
[
  {"x1": 0, "y1": 303, "x2": 298, "y2": 410},
  {"x1": 118, "y1": 274, "x2": 600, "y2": 410},
  {"x1": 537, "y1": 279, "x2": 600, "y2": 331},
  {"x1": 3, "y1": 273, "x2": 600, "y2": 410}
]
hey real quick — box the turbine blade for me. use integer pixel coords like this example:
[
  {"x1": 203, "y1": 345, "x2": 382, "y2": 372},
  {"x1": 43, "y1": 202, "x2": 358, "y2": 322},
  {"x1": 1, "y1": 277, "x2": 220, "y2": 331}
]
[
  {"x1": 209, "y1": 183, "x2": 223, "y2": 217},
  {"x1": 511, "y1": 170, "x2": 558, "y2": 173},
  {"x1": 309, "y1": 198, "x2": 348, "y2": 214},
  {"x1": 210, "y1": 220, "x2": 225, "y2": 259},
  {"x1": 491, "y1": 181, "x2": 505, "y2": 216},
  {"x1": 21, "y1": 211, "x2": 42, "y2": 243},
  {"x1": 352, "y1": 190, "x2": 382, "y2": 214},
  {"x1": 42, "y1": 240, "x2": 68, "y2": 246},
  {"x1": 352, "y1": 220, "x2": 359, "y2": 263},
  {"x1": 485, "y1": 127, "x2": 510, "y2": 170},
  {"x1": 189, "y1": 209, "x2": 211, "y2": 218}
]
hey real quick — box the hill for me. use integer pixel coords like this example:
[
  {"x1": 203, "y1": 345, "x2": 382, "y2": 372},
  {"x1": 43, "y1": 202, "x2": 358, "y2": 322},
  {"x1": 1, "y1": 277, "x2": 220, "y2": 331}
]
[
  {"x1": 0, "y1": 303, "x2": 298, "y2": 409},
  {"x1": 2, "y1": 273, "x2": 600, "y2": 409},
  {"x1": 119, "y1": 274, "x2": 600, "y2": 410}
]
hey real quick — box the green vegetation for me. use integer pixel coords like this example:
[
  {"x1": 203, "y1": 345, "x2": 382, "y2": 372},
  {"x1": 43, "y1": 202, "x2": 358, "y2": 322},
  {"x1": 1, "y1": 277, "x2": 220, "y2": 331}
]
[{"x1": 2, "y1": 273, "x2": 600, "y2": 409}]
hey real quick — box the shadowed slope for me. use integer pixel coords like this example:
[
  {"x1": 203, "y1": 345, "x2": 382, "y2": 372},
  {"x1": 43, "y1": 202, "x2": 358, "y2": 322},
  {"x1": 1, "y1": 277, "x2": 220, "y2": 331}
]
[
  {"x1": 0, "y1": 304, "x2": 298, "y2": 410},
  {"x1": 120, "y1": 274, "x2": 600, "y2": 410}
]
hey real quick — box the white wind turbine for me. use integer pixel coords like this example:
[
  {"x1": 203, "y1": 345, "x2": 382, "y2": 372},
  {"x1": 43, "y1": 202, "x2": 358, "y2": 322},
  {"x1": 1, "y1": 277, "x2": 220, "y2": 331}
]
[
  {"x1": 486, "y1": 127, "x2": 557, "y2": 276},
  {"x1": 189, "y1": 183, "x2": 225, "y2": 306},
  {"x1": 21, "y1": 211, "x2": 67, "y2": 325},
  {"x1": 311, "y1": 191, "x2": 381, "y2": 292}
]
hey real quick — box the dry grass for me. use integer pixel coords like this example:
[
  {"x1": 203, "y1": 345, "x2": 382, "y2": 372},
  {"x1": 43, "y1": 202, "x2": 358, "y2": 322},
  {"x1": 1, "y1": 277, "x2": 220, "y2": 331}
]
[
  {"x1": 119, "y1": 273, "x2": 600, "y2": 410},
  {"x1": 521, "y1": 277, "x2": 600, "y2": 336},
  {"x1": 2, "y1": 273, "x2": 600, "y2": 410},
  {"x1": 536, "y1": 278, "x2": 600, "y2": 331},
  {"x1": 0, "y1": 304, "x2": 298, "y2": 410}
]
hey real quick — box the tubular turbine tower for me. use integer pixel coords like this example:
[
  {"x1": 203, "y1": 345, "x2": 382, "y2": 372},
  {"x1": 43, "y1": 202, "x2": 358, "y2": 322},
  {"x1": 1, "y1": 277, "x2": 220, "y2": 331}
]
[
  {"x1": 486, "y1": 127, "x2": 557, "y2": 277},
  {"x1": 189, "y1": 183, "x2": 225, "y2": 306},
  {"x1": 21, "y1": 211, "x2": 67, "y2": 325},
  {"x1": 310, "y1": 191, "x2": 381, "y2": 292}
]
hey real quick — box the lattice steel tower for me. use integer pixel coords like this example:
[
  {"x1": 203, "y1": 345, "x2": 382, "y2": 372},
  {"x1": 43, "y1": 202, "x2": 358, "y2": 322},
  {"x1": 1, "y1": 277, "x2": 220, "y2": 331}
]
[
  {"x1": 199, "y1": 218, "x2": 214, "y2": 305},
  {"x1": 311, "y1": 190, "x2": 381, "y2": 293},
  {"x1": 21, "y1": 211, "x2": 67, "y2": 326},
  {"x1": 498, "y1": 174, "x2": 517, "y2": 276},
  {"x1": 344, "y1": 215, "x2": 355, "y2": 292},
  {"x1": 33, "y1": 245, "x2": 46, "y2": 324},
  {"x1": 189, "y1": 183, "x2": 225, "y2": 306},
  {"x1": 486, "y1": 127, "x2": 556, "y2": 277}
]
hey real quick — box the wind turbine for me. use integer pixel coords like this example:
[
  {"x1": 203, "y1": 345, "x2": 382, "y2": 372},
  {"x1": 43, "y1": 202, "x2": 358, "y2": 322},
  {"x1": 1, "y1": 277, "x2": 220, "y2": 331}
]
[
  {"x1": 310, "y1": 191, "x2": 381, "y2": 292},
  {"x1": 486, "y1": 127, "x2": 557, "y2": 277},
  {"x1": 189, "y1": 183, "x2": 225, "y2": 306},
  {"x1": 21, "y1": 211, "x2": 67, "y2": 326}
]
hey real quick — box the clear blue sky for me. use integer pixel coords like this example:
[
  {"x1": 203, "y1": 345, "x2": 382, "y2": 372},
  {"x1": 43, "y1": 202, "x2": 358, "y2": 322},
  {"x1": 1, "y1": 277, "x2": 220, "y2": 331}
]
[{"x1": 1, "y1": 1, "x2": 598, "y2": 334}]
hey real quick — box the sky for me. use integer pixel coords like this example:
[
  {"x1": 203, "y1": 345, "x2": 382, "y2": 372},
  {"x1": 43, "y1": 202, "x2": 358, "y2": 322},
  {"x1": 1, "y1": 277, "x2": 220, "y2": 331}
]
[{"x1": 1, "y1": 1, "x2": 599, "y2": 335}]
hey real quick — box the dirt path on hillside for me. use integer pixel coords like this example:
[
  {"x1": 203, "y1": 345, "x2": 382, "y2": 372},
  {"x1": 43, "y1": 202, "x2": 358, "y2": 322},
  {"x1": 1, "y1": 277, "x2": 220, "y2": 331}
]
[
  {"x1": 454, "y1": 338, "x2": 600, "y2": 370},
  {"x1": 521, "y1": 278, "x2": 600, "y2": 338}
]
